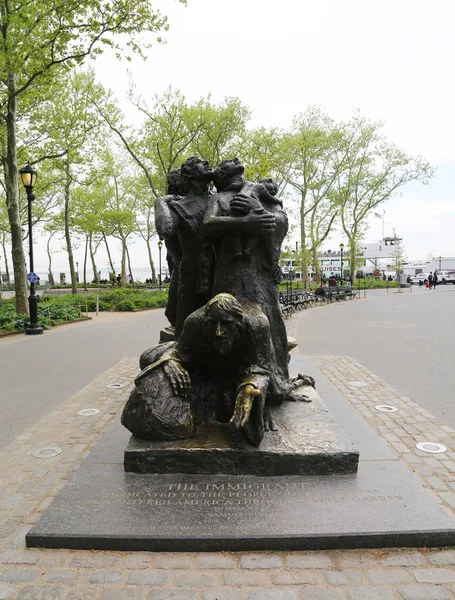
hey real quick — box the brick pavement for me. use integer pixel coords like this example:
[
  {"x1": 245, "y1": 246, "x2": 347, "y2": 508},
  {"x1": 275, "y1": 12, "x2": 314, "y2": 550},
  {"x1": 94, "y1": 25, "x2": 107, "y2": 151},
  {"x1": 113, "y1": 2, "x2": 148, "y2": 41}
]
[{"x1": 2, "y1": 356, "x2": 455, "y2": 598}]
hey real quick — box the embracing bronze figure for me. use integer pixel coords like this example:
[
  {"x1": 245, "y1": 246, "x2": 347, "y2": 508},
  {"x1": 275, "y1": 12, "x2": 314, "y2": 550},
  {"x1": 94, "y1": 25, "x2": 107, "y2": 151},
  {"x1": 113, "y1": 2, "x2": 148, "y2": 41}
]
[{"x1": 122, "y1": 157, "x2": 314, "y2": 448}]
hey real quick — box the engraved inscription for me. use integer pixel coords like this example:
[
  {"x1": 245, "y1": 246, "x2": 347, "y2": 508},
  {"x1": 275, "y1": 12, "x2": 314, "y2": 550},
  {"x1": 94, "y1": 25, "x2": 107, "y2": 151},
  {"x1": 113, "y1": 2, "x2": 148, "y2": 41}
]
[{"x1": 80, "y1": 482, "x2": 404, "y2": 516}]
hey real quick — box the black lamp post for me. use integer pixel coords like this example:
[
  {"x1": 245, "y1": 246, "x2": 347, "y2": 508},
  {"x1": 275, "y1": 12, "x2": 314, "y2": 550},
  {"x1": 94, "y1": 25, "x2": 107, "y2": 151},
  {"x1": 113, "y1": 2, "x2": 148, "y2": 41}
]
[
  {"x1": 19, "y1": 163, "x2": 43, "y2": 335},
  {"x1": 158, "y1": 240, "x2": 163, "y2": 288},
  {"x1": 76, "y1": 261, "x2": 79, "y2": 284},
  {"x1": 339, "y1": 243, "x2": 344, "y2": 286},
  {"x1": 439, "y1": 256, "x2": 442, "y2": 271}
]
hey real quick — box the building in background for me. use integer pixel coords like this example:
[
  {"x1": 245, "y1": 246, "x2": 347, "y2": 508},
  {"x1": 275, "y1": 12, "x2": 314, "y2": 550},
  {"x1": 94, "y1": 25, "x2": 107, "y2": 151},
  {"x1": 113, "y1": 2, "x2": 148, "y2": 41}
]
[
  {"x1": 402, "y1": 256, "x2": 455, "y2": 276},
  {"x1": 281, "y1": 233, "x2": 404, "y2": 281}
]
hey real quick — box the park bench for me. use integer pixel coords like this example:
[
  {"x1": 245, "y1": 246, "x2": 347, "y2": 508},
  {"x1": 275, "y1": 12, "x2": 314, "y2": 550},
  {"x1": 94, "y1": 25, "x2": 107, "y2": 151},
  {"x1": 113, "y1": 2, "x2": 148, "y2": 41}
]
[
  {"x1": 324, "y1": 287, "x2": 339, "y2": 302},
  {"x1": 280, "y1": 303, "x2": 294, "y2": 319},
  {"x1": 279, "y1": 286, "x2": 353, "y2": 318},
  {"x1": 326, "y1": 286, "x2": 357, "y2": 302}
]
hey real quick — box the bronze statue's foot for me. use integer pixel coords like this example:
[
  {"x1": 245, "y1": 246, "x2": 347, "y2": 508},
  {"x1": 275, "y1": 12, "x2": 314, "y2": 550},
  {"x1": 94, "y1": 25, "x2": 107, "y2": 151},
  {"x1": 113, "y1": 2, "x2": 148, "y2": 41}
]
[
  {"x1": 287, "y1": 389, "x2": 312, "y2": 403},
  {"x1": 263, "y1": 406, "x2": 278, "y2": 432},
  {"x1": 290, "y1": 372, "x2": 316, "y2": 389}
]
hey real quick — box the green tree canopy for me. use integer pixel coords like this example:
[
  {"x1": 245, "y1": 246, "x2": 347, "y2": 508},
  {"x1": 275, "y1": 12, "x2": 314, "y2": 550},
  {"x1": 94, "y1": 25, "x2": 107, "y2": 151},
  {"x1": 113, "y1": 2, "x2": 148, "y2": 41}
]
[{"x1": 0, "y1": 0, "x2": 185, "y2": 311}]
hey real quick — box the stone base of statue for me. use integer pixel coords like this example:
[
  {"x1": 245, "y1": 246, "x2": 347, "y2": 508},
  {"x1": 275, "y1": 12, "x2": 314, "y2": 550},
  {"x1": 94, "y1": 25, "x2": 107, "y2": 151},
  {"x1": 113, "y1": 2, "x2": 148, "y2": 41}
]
[
  {"x1": 26, "y1": 357, "x2": 455, "y2": 552},
  {"x1": 124, "y1": 385, "x2": 359, "y2": 475}
]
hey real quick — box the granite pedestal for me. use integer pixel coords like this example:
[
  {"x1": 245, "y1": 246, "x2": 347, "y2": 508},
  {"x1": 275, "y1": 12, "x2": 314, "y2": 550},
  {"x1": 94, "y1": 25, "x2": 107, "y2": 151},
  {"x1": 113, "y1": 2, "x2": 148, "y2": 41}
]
[
  {"x1": 124, "y1": 386, "x2": 359, "y2": 475},
  {"x1": 26, "y1": 356, "x2": 455, "y2": 551}
]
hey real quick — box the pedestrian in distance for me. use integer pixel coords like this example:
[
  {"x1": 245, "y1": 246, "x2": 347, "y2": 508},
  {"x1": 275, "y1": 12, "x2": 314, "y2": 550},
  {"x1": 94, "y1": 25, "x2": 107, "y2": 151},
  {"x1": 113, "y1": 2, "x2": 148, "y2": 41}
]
[{"x1": 433, "y1": 272, "x2": 438, "y2": 288}]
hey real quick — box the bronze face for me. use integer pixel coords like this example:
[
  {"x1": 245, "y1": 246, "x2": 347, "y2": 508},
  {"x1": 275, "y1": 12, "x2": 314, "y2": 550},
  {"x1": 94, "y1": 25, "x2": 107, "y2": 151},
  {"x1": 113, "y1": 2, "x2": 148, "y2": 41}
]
[
  {"x1": 183, "y1": 157, "x2": 213, "y2": 182},
  {"x1": 205, "y1": 305, "x2": 240, "y2": 355}
]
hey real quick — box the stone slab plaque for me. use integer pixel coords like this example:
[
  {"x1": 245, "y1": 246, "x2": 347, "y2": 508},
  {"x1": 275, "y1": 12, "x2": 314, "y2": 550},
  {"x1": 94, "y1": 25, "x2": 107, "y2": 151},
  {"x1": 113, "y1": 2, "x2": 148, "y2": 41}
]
[
  {"x1": 27, "y1": 461, "x2": 455, "y2": 551},
  {"x1": 124, "y1": 387, "x2": 360, "y2": 475}
]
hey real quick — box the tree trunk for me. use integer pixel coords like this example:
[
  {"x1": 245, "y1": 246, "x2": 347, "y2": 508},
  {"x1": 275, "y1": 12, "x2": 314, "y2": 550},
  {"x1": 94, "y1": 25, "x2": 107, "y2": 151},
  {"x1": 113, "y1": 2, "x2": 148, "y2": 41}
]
[
  {"x1": 120, "y1": 238, "x2": 127, "y2": 288},
  {"x1": 83, "y1": 235, "x2": 89, "y2": 291},
  {"x1": 1, "y1": 240, "x2": 11, "y2": 282},
  {"x1": 349, "y1": 245, "x2": 356, "y2": 285},
  {"x1": 348, "y1": 231, "x2": 357, "y2": 286},
  {"x1": 46, "y1": 233, "x2": 55, "y2": 285},
  {"x1": 300, "y1": 192, "x2": 309, "y2": 289},
  {"x1": 103, "y1": 233, "x2": 115, "y2": 275},
  {"x1": 312, "y1": 247, "x2": 321, "y2": 285},
  {"x1": 126, "y1": 244, "x2": 134, "y2": 286},
  {"x1": 145, "y1": 237, "x2": 157, "y2": 284},
  {"x1": 63, "y1": 158, "x2": 77, "y2": 294},
  {"x1": 89, "y1": 234, "x2": 99, "y2": 284},
  {"x1": 4, "y1": 72, "x2": 28, "y2": 313}
]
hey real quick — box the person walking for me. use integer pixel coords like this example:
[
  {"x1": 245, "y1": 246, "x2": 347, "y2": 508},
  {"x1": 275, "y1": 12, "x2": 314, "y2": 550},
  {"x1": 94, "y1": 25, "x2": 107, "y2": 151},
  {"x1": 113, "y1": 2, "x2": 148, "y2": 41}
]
[
  {"x1": 428, "y1": 272, "x2": 433, "y2": 289},
  {"x1": 433, "y1": 272, "x2": 438, "y2": 288}
]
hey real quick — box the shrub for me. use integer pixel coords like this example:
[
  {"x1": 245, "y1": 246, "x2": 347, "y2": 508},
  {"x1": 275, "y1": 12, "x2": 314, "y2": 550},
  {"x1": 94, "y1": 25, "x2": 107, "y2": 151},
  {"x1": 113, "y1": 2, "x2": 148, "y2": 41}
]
[
  {"x1": 82, "y1": 298, "x2": 112, "y2": 312},
  {"x1": 131, "y1": 298, "x2": 148, "y2": 309},
  {"x1": 115, "y1": 299, "x2": 136, "y2": 311},
  {"x1": 1, "y1": 288, "x2": 169, "y2": 331},
  {"x1": 0, "y1": 297, "x2": 84, "y2": 332},
  {"x1": 353, "y1": 278, "x2": 398, "y2": 289}
]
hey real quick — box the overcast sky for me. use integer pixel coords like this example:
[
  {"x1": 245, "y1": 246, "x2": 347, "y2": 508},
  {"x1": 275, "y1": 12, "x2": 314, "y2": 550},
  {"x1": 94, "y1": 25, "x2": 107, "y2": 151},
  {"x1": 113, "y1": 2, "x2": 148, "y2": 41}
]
[{"x1": 26, "y1": 0, "x2": 455, "y2": 277}]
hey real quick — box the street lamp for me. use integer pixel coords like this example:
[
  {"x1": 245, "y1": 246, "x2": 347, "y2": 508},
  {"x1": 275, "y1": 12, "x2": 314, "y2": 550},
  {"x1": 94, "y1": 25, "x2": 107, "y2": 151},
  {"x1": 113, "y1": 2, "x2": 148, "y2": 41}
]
[
  {"x1": 76, "y1": 261, "x2": 79, "y2": 284},
  {"x1": 19, "y1": 163, "x2": 43, "y2": 335},
  {"x1": 158, "y1": 240, "x2": 163, "y2": 288},
  {"x1": 339, "y1": 243, "x2": 344, "y2": 286},
  {"x1": 439, "y1": 256, "x2": 442, "y2": 271}
]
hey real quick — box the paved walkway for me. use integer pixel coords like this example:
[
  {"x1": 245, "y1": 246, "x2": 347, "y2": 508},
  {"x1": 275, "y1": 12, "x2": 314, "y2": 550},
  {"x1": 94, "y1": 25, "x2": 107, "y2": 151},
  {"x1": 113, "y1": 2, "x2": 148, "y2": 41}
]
[
  {"x1": 0, "y1": 309, "x2": 168, "y2": 448},
  {"x1": 2, "y1": 301, "x2": 455, "y2": 598},
  {"x1": 289, "y1": 285, "x2": 455, "y2": 428}
]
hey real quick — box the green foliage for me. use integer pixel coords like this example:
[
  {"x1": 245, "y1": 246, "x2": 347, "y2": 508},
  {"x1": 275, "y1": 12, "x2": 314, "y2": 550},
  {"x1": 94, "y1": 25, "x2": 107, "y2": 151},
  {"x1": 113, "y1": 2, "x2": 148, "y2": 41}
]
[
  {"x1": 353, "y1": 278, "x2": 399, "y2": 289},
  {"x1": 278, "y1": 281, "x2": 305, "y2": 292},
  {"x1": 96, "y1": 289, "x2": 168, "y2": 310},
  {"x1": 0, "y1": 1, "x2": 176, "y2": 96},
  {"x1": 233, "y1": 127, "x2": 286, "y2": 185},
  {"x1": 0, "y1": 303, "x2": 25, "y2": 331},
  {"x1": 99, "y1": 87, "x2": 252, "y2": 197},
  {"x1": 1, "y1": 288, "x2": 168, "y2": 331},
  {"x1": 115, "y1": 299, "x2": 136, "y2": 311},
  {"x1": 277, "y1": 278, "x2": 399, "y2": 292},
  {"x1": 278, "y1": 107, "x2": 346, "y2": 283},
  {"x1": 333, "y1": 112, "x2": 433, "y2": 284},
  {"x1": 1, "y1": 0, "x2": 184, "y2": 313},
  {"x1": 0, "y1": 297, "x2": 84, "y2": 331},
  {"x1": 40, "y1": 288, "x2": 168, "y2": 311}
]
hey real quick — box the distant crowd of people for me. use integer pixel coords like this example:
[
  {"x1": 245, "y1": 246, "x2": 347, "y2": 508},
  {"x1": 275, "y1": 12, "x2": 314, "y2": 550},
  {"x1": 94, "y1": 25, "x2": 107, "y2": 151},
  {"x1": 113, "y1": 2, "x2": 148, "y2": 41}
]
[
  {"x1": 406, "y1": 272, "x2": 439, "y2": 288},
  {"x1": 144, "y1": 275, "x2": 170, "y2": 285}
]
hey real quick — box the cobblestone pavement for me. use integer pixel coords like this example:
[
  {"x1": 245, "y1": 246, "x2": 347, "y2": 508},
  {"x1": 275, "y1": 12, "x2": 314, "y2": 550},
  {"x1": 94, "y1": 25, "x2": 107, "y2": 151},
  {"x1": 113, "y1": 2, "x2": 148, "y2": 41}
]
[
  {"x1": 2, "y1": 355, "x2": 455, "y2": 598},
  {"x1": 289, "y1": 286, "x2": 455, "y2": 428}
]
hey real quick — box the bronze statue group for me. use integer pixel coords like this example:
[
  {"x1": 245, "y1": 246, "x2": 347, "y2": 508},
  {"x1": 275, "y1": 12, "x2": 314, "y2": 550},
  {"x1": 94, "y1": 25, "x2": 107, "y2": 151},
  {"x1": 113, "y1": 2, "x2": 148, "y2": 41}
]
[{"x1": 121, "y1": 157, "x2": 313, "y2": 448}]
